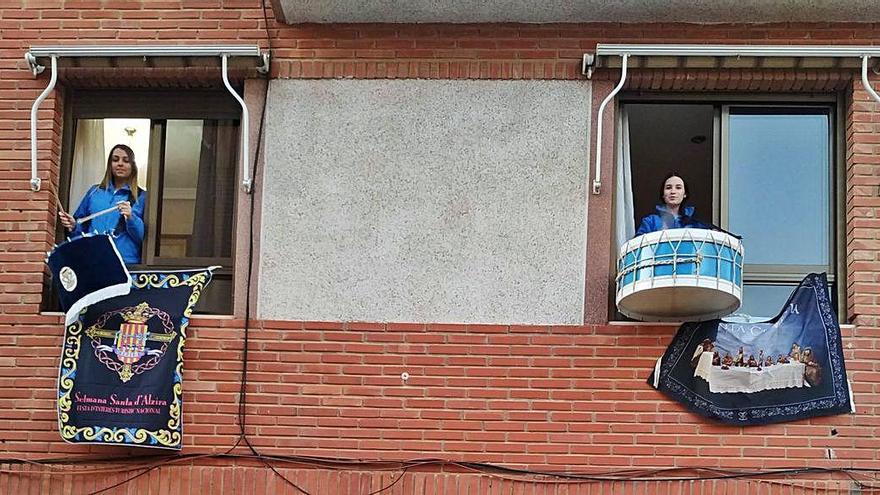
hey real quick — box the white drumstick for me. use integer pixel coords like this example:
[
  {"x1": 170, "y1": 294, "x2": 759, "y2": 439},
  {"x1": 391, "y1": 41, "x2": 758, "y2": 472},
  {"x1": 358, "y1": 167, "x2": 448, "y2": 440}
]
[{"x1": 76, "y1": 203, "x2": 124, "y2": 224}]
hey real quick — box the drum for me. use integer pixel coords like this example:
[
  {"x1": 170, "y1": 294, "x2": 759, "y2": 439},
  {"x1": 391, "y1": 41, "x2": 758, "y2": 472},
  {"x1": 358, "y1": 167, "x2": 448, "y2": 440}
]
[
  {"x1": 46, "y1": 234, "x2": 131, "y2": 325},
  {"x1": 616, "y1": 228, "x2": 744, "y2": 321}
]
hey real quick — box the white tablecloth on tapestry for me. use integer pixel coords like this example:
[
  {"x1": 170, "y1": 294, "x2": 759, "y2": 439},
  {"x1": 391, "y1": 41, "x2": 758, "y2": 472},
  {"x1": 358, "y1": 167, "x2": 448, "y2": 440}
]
[
  {"x1": 693, "y1": 352, "x2": 714, "y2": 382},
  {"x1": 695, "y1": 361, "x2": 806, "y2": 394}
]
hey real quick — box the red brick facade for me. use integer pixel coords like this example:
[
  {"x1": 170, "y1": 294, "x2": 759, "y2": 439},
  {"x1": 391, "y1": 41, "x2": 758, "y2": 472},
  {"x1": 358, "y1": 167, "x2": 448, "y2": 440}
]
[{"x1": 2, "y1": 2, "x2": 879, "y2": 492}]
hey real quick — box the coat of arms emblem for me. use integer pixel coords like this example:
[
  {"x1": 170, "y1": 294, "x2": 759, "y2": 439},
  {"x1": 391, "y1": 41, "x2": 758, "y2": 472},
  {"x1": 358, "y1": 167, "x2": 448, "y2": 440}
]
[{"x1": 85, "y1": 302, "x2": 176, "y2": 382}]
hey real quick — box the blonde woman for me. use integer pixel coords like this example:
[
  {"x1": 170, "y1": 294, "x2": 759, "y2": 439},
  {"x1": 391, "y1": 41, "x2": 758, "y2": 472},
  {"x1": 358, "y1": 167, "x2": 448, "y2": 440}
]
[{"x1": 59, "y1": 144, "x2": 146, "y2": 264}]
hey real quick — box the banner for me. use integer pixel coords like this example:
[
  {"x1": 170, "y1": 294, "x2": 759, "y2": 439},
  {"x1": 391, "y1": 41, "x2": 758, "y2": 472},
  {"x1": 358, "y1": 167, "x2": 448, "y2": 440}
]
[
  {"x1": 57, "y1": 268, "x2": 214, "y2": 449},
  {"x1": 649, "y1": 273, "x2": 853, "y2": 425}
]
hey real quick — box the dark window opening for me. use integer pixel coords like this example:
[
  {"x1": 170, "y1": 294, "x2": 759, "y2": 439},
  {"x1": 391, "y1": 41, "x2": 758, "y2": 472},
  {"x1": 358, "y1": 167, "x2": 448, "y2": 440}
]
[
  {"x1": 43, "y1": 90, "x2": 241, "y2": 315},
  {"x1": 618, "y1": 101, "x2": 838, "y2": 321}
]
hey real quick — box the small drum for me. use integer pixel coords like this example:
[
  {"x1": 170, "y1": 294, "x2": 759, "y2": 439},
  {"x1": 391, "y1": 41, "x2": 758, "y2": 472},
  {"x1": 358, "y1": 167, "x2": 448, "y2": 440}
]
[
  {"x1": 616, "y1": 228, "x2": 744, "y2": 321},
  {"x1": 46, "y1": 234, "x2": 131, "y2": 325}
]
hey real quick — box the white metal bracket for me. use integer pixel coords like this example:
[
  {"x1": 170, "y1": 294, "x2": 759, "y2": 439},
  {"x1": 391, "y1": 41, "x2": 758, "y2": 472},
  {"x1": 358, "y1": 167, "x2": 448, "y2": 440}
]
[
  {"x1": 258, "y1": 52, "x2": 271, "y2": 75},
  {"x1": 861, "y1": 55, "x2": 880, "y2": 104},
  {"x1": 221, "y1": 54, "x2": 252, "y2": 194},
  {"x1": 582, "y1": 54, "x2": 595, "y2": 79},
  {"x1": 29, "y1": 55, "x2": 58, "y2": 192},
  {"x1": 592, "y1": 54, "x2": 628, "y2": 195},
  {"x1": 25, "y1": 45, "x2": 265, "y2": 194},
  {"x1": 25, "y1": 52, "x2": 44, "y2": 76}
]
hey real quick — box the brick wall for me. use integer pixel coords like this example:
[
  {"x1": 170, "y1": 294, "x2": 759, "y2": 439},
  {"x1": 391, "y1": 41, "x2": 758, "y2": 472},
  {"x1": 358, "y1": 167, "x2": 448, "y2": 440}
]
[
  {"x1": 1, "y1": 316, "x2": 875, "y2": 486},
  {"x1": 1, "y1": 1, "x2": 880, "y2": 491},
  {"x1": 847, "y1": 82, "x2": 880, "y2": 327}
]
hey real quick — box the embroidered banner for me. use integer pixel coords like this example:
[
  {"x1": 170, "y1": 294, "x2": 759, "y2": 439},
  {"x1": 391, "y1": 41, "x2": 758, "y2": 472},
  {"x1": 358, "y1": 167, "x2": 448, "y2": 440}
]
[
  {"x1": 649, "y1": 273, "x2": 853, "y2": 425},
  {"x1": 57, "y1": 268, "x2": 214, "y2": 449}
]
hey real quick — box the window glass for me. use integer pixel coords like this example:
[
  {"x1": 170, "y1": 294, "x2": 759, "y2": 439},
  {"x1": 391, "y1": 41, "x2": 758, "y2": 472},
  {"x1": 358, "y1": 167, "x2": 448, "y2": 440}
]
[
  {"x1": 734, "y1": 283, "x2": 834, "y2": 321},
  {"x1": 727, "y1": 110, "x2": 830, "y2": 266},
  {"x1": 736, "y1": 284, "x2": 799, "y2": 320},
  {"x1": 157, "y1": 120, "x2": 236, "y2": 260}
]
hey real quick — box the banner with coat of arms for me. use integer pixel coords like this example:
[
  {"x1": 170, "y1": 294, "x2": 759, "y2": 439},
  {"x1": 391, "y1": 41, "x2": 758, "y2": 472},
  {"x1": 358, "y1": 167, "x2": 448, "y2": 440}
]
[{"x1": 57, "y1": 268, "x2": 215, "y2": 449}]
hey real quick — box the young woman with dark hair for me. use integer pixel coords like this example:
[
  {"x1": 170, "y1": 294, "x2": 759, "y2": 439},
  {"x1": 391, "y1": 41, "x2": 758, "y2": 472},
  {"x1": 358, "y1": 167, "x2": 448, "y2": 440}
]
[{"x1": 635, "y1": 172, "x2": 709, "y2": 236}]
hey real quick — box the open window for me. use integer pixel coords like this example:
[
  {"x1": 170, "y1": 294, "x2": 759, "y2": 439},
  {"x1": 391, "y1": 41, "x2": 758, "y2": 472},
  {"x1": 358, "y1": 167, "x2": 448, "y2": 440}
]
[
  {"x1": 617, "y1": 99, "x2": 840, "y2": 320},
  {"x1": 46, "y1": 90, "x2": 242, "y2": 314}
]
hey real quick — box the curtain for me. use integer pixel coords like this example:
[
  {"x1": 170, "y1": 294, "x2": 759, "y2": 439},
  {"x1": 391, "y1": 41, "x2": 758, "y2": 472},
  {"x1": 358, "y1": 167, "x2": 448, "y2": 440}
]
[
  {"x1": 69, "y1": 119, "x2": 105, "y2": 210},
  {"x1": 187, "y1": 120, "x2": 236, "y2": 258},
  {"x1": 614, "y1": 106, "x2": 635, "y2": 253}
]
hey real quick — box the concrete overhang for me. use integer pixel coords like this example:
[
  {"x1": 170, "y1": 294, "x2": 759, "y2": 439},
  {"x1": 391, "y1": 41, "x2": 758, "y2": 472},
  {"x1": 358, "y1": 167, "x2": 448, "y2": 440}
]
[{"x1": 271, "y1": 0, "x2": 880, "y2": 24}]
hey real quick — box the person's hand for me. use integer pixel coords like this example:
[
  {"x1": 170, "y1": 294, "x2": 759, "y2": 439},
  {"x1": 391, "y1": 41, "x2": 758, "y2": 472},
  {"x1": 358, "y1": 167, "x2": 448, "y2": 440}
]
[
  {"x1": 117, "y1": 201, "x2": 132, "y2": 220},
  {"x1": 58, "y1": 211, "x2": 75, "y2": 231}
]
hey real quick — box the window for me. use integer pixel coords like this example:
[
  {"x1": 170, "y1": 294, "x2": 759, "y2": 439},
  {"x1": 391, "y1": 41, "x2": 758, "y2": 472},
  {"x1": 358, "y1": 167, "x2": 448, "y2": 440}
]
[
  {"x1": 46, "y1": 90, "x2": 242, "y2": 314},
  {"x1": 620, "y1": 100, "x2": 839, "y2": 320}
]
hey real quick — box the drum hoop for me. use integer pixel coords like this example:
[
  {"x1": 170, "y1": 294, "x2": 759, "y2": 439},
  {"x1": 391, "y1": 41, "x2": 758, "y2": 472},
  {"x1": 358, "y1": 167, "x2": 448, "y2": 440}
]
[{"x1": 619, "y1": 228, "x2": 743, "y2": 256}]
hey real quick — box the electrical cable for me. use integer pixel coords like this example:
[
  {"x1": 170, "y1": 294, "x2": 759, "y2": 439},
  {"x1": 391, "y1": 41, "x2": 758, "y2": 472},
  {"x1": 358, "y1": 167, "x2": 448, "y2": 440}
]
[
  {"x1": 5, "y1": 454, "x2": 880, "y2": 484},
  {"x1": 219, "y1": 2, "x2": 311, "y2": 493}
]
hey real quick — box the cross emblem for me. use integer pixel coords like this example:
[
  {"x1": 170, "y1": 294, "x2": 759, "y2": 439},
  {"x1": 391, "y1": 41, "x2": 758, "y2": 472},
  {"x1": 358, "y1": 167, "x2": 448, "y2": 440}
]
[{"x1": 85, "y1": 302, "x2": 177, "y2": 382}]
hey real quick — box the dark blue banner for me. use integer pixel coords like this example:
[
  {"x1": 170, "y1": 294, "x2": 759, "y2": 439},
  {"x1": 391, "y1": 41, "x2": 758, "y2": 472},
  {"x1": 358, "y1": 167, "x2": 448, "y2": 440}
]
[
  {"x1": 57, "y1": 268, "x2": 214, "y2": 449},
  {"x1": 649, "y1": 273, "x2": 853, "y2": 425}
]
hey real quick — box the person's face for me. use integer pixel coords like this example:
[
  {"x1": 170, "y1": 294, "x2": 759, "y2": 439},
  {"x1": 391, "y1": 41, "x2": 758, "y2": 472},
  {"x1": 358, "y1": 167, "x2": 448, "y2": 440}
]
[
  {"x1": 110, "y1": 148, "x2": 133, "y2": 182},
  {"x1": 663, "y1": 176, "x2": 686, "y2": 208}
]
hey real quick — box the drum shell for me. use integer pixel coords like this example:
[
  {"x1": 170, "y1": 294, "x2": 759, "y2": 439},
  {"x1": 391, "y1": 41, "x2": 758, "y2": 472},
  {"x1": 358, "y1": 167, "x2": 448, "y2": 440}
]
[{"x1": 616, "y1": 229, "x2": 744, "y2": 321}]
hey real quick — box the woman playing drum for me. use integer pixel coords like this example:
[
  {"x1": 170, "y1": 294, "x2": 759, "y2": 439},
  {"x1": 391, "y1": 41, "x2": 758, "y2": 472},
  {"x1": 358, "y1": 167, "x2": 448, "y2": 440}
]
[{"x1": 58, "y1": 144, "x2": 146, "y2": 264}]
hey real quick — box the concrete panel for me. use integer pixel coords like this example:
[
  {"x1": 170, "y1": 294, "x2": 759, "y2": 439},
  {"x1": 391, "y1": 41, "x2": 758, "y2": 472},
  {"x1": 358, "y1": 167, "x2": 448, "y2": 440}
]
[
  {"x1": 259, "y1": 80, "x2": 590, "y2": 324},
  {"x1": 275, "y1": 0, "x2": 880, "y2": 23}
]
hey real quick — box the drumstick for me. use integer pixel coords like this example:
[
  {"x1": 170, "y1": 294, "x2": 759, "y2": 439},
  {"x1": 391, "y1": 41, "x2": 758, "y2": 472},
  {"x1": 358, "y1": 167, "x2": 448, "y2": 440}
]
[{"x1": 76, "y1": 204, "x2": 123, "y2": 224}]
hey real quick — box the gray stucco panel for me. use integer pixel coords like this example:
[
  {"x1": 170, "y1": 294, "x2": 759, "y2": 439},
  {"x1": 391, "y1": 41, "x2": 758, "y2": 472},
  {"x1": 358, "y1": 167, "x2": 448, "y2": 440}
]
[
  {"x1": 277, "y1": 0, "x2": 880, "y2": 23},
  {"x1": 259, "y1": 79, "x2": 590, "y2": 325}
]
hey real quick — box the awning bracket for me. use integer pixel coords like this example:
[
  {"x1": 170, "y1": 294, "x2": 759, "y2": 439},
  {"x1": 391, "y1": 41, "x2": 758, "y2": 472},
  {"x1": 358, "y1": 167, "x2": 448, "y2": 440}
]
[
  {"x1": 861, "y1": 56, "x2": 880, "y2": 105},
  {"x1": 25, "y1": 45, "x2": 266, "y2": 194},
  {"x1": 221, "y1": 54, "x2": 252, "y2": 194},
  {"x1": 592, "y1": 54, "x2": 628, "y2": 196},
  {"x1": 29, "y1": 55, "x2": 57, "y2": 192},
  {"x1": 584, "y1": 44, "x2": 880, "y2": 196}
]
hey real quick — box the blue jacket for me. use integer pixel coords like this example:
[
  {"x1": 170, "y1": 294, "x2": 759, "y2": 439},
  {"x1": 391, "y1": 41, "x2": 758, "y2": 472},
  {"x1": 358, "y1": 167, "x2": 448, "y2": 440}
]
[
  {"x1": 71, "y1": 183, "x2": 146, "y2": 264},
  {"x1": 635, "y1": 204, "x2": 708, "y2": 236}
]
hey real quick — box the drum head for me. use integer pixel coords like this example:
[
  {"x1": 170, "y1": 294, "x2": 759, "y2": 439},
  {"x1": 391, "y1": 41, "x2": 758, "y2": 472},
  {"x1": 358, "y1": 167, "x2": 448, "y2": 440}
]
[{"x1": 618, "y1": 284, "x2": 741, "y2": 322}]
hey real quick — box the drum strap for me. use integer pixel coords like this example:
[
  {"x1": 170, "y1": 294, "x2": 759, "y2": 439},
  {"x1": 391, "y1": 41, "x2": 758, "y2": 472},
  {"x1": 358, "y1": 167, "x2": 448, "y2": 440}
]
[{"x1": 615, "y1": 254, "x2": 703, "y2": 282}]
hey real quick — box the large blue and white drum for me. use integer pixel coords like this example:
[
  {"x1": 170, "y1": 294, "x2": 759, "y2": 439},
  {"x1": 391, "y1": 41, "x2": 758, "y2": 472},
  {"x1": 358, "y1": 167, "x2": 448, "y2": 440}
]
[{"x1": 616, "y1": 229, "x2": 744, "y2": 321}]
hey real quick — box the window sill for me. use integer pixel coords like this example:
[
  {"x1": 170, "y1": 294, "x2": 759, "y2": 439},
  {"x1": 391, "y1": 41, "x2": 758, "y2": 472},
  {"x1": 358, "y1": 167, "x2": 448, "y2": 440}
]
[
  {"x1": 608, "y1": 320, "x2": 681, "y2": 326},
  {"x1": 40, "y1": 311, "x2": 234, "y2": 319},
  {"x1": 608, "y1": 319, "x2": 855, "y2": 331},
  {"x1": 189, "y1": 314, "x2": 235, "y2": 320}
]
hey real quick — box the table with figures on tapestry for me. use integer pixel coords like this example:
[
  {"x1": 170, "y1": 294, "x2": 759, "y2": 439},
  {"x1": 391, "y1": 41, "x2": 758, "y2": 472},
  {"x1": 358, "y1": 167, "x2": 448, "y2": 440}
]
[{"x1": 693, "y1": 352, "x2": 807, "y2": 394}]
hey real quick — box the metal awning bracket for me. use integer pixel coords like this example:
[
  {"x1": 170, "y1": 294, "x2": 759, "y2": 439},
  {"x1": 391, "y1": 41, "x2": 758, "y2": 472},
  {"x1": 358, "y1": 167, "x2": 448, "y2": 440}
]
[
  {"x1": 221, "y1": 54, "x2": 253, "y2": 194},
  {"x1": 30, "y1": 55, "x2": 58, "y2": 192},
  {"x1": 585, "y1": 43, "x2": 880, "y2": 196},
  {"x1": 258, "y1": 52, "x2": 271, "y2": 75},
  {"x1": 592, "y1": 53, "x2": 628, "y2": 195},
  {"x1": 24, "y1": 44, "x2": 265, "y2": 194},
  {"x1": 582, "y1": 54, "x2": 595, "y2": 79},
  {"x1": 25, "y1": 52, "x2": 44, "y2": 76},
  {"x1": 861, "y1": 55, "x2": 880, "y2": 104}
]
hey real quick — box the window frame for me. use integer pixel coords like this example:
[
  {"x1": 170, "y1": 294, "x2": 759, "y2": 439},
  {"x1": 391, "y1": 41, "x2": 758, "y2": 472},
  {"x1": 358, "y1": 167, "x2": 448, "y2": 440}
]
[
  {"x1": 55, "y1": 88, "x2": 244, "y2": 315},
  {"x1": 615, "y1": 92, "x2": 846, "y2": 320},
  {"x1": 141, "y1": 118, "x2": 238, "y2": 269}
]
